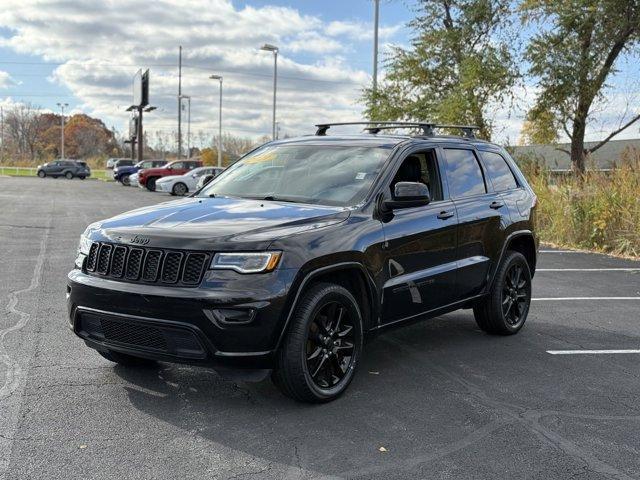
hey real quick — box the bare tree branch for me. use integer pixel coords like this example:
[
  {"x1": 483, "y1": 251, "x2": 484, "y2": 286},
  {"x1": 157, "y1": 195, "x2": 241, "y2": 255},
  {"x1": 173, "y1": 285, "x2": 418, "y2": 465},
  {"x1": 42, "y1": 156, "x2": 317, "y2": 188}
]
[{"x1": 587, "y1": 112, "x2": 640, "y2": 154}]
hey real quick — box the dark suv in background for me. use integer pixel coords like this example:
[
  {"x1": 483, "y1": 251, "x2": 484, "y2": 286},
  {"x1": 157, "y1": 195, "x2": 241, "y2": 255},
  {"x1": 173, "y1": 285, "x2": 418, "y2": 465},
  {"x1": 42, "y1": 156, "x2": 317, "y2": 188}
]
[
  {"x1": 68, "y1": 122, "x2": 538, "y2": 403},
  {"x1": 37, "y1": 160, "x2": 91, "y2": 179}
]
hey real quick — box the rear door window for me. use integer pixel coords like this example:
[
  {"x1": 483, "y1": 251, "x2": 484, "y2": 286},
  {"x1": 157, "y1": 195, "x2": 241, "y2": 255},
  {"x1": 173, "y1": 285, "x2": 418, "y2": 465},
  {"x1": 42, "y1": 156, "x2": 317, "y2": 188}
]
[{"x1": 442, "y1": 149, "x2": 487, "y2": 199}]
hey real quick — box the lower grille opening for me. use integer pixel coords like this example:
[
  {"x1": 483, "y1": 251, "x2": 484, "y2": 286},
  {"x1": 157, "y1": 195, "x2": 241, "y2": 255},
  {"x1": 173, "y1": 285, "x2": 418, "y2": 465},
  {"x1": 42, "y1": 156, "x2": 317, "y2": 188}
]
[{"x1": 79, "y1": 311, "x2": 206, "y2": 359}]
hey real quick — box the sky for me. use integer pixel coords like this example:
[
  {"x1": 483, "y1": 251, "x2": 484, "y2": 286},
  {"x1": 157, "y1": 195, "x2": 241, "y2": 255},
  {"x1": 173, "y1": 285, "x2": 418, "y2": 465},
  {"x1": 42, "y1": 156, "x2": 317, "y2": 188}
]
[{"x1": 0, "y1": 0, "x2": 637, "y2": 148}]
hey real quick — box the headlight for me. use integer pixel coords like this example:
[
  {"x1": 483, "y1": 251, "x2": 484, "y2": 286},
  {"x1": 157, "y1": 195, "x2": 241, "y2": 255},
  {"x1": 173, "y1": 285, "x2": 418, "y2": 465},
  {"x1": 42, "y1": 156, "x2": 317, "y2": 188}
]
[
  {"x1": 78, "y1": 234, "x2": 92, "y2": 255},
  {"x1": 211, "y1": 251, "x2": 282, "y2": 274}
]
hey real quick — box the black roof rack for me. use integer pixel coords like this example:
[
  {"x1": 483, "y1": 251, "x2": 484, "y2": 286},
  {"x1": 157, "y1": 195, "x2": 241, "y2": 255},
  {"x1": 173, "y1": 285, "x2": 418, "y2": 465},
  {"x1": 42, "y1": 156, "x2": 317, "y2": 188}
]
[{"x1": 314, "y1": 122, "x2": 480, "y2": 139}]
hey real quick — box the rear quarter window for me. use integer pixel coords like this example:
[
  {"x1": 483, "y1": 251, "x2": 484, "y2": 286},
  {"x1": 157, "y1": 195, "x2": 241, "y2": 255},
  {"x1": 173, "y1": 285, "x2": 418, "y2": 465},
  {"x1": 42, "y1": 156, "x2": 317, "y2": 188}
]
[{"x1": 480, "y1": 151, "x2": 518, "y2": 191}]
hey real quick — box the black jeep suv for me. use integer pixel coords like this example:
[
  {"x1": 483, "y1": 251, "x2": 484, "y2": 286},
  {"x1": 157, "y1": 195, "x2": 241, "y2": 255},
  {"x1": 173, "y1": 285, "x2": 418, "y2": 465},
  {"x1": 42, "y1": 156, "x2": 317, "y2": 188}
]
[{"x1": 67, "y1": 122, "x2": 538, "y2": 403}]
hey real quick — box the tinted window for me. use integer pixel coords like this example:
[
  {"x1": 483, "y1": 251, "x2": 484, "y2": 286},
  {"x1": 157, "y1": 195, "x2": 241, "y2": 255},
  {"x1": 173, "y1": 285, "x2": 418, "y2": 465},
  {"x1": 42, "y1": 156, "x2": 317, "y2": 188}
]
[
  {"x1": 480, "y1": 151, "x2": 518, "y2": 191},
  {"x1": 443, "y1": 149, "x2": 486, "y2": 198}
]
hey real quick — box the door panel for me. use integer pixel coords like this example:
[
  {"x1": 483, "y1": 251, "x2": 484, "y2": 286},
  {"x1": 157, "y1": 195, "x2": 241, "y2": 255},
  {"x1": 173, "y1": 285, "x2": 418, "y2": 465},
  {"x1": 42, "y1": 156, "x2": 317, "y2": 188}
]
[
  {"x1": 452, "y1": 193, "x2": 505, "y2": 299},
  {"x1": 380, "y1": 201, "x2": 458, "y2": 324}
]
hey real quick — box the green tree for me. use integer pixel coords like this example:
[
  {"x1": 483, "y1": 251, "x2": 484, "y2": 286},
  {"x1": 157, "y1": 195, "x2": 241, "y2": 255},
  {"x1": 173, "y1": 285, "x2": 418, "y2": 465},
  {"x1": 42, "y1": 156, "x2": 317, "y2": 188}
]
[
  {"x1": 362, "y1": 0, "x2": 517, "y2": 140},
  {"x1": 522, "y1": 0, "x2": 640, "y2": 173}
]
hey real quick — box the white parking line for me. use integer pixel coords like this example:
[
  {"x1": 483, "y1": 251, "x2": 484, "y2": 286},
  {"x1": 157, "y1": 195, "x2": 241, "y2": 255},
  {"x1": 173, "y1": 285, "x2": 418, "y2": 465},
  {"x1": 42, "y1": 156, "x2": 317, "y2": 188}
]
[
  {"x1": 547, "y1": 349, "x2": 640, "y2": 355},
  {"x1": 533, "y1": 297, "x2": 640, "y2": 301},
  {"x1": 537, "y1": 268, "x2": 640, "y2": 272},
  {"x1": 539, "y1": 250, "x2": 580, "y2": 253}
]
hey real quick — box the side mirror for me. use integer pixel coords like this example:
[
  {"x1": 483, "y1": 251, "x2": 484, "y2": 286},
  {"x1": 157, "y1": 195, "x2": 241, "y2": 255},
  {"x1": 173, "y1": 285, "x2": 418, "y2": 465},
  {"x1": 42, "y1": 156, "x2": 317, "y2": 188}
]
[{"x1": 383, "y1": 182, "x2": 431, "y2": 211}]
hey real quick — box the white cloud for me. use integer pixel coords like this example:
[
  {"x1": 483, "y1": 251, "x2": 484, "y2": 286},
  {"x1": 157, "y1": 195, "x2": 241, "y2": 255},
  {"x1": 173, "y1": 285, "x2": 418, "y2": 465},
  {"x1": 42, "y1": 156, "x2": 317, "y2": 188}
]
[
  {"x1": 0, "y1": 0, "x2": 378, "y2": 142},
  {"x1": 0, "y1": 71, "x2": 19, "y2": 89},
  {"x1": 326, "y1": 20, "x2": 402, "y2": 42}
]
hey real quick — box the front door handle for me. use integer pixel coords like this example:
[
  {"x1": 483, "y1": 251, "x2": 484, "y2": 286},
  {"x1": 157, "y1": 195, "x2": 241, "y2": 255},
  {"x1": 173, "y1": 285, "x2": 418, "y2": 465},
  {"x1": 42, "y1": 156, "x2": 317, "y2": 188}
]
[
  {"x1": 437, "y1": 210, "x2": 455, "y2": 220},
  {"x1": 490, "y1": 201, "x2": 504, "y2": 209}
]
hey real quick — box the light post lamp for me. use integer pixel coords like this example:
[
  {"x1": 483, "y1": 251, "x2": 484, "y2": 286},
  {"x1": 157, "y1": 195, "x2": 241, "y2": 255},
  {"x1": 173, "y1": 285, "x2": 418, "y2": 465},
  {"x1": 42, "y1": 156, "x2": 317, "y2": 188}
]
[
  {"x1": 209, "y1": 74, "x2": 223, "y2": 167},
  {"x1": 260, "y1": 43, "x2": 278, "y2": 140},
  {"x1": 56, "y1": 102, "x2": 68, "y2": 160},
  {"x1": 179, "y1": 95, "x2": 191, "y2": 159}
]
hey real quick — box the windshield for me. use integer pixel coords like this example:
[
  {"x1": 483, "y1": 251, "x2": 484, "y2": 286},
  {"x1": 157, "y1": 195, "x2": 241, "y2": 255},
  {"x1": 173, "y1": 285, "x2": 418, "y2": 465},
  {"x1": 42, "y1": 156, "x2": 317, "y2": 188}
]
[{"x1": 199, "y1": 144, "x2": 391, "y2": 206}]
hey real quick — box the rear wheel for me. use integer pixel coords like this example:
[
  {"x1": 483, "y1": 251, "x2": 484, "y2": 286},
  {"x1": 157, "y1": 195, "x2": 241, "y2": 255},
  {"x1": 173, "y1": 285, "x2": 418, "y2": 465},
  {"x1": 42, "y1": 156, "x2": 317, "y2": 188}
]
[
  {"x1": 37, "y1": 170, "x2": 46, "y2": 178},
  {"x1": 98, "y1": 350, "x2": 156, "y2": 367},
  {"x1": 146, "y1": 177, "x2": 158, "y2": 191},
  {"x1": 273, "y1": 283, "x2": 363, "y2": 403},
  {"x1": 65, "y1": 171, "x2": 73, "y2": 180},
  {"x1": 473, "y1": 251, "x2": 532, "y2": 335},
  {"x1": 172, "y1": 182, "x2": 188, "y2": 196}
]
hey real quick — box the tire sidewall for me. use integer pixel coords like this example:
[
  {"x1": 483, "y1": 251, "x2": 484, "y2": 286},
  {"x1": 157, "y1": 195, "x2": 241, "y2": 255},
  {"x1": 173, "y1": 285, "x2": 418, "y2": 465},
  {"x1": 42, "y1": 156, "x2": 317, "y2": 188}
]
[
  {"x1": 493, "y1": 252, "x2": 532, "y2": 333},
  {"x1": 296, "y1": 286, "x2": 363, "y2": 401}
]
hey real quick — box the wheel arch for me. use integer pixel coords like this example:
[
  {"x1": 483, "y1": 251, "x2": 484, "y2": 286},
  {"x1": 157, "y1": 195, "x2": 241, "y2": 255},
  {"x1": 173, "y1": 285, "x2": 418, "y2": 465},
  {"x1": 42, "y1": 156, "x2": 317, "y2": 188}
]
[
  {"x1": 491, "y1": 231, "x2": 537, "y2": 289},
  {"x1": 275, "y1": 262, "x2": 378, "y2": 351}
]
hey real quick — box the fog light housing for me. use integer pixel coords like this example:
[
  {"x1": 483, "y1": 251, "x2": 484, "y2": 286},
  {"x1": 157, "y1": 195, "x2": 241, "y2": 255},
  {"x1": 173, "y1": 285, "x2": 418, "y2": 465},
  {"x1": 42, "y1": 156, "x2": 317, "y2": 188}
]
[{"x1": 205, "y1": 308, "x2": 256, "y2": 326}]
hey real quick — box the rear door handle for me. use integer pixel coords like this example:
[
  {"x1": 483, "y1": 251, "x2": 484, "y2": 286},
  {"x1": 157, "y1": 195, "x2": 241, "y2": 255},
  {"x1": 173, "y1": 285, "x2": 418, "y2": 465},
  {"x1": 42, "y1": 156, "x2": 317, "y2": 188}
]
[
  {"x1": 437, "y1": 210, "x2": 455, "y2": 220},
  {"x1": 490, "y1": 201, "x2": 504, "y2": 209}
]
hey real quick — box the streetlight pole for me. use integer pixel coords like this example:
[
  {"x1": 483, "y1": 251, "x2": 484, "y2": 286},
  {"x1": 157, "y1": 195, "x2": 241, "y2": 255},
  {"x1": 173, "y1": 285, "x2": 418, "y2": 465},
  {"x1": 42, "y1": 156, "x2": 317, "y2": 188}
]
[
  {"x1": 179, "y1": 95, "x2": 191, "y2": 159},
  {"x1": 260, "y1": 43, "x2": 278, "y2": 140},
  {"x1": 209, "y1": 75, "x2": 223, "y2": 167},
  {"x1": 372, "y1": 0, "x2": 380, "y2": 95},
  {"x1": 56, "y1": 102, "x2": 68, "y2": 160}
]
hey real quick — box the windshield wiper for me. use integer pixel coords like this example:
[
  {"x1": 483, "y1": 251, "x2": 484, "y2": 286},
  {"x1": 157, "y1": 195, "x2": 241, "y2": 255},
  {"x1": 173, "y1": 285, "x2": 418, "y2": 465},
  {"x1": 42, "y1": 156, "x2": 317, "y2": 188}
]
[
  {"x1": 261, "y1": 195, "x2": 298, "y2": 203},
  {"x1": 208, "y1": 193, "x2": 216, "y2": 198}
]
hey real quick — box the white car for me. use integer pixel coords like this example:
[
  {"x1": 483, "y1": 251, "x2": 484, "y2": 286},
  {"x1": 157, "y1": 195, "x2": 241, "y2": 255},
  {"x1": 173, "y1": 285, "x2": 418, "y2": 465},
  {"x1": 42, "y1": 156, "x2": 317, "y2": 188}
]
[
  {"x1": 127, "y1": 172, "x2": 140, "y2": 188},
  {"x1": 155, "y1": 166, "x2": 223, "y2": 196},
  {"x1": 196, "y1": 167, "x2": 225, "y2": 191}
]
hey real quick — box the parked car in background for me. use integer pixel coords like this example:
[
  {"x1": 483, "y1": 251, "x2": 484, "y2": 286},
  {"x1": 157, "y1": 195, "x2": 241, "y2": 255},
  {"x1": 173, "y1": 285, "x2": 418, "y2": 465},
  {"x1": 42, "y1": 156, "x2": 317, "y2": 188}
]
[
  {"x1": 113, "y1": 159, "x2": 167, "y2": 184},
  {"x1": 37, "y1": 160, "x2": 91, "y2": 179},
  {"x1": 138, "y1": 159, "x2": 202, "y2": 191},
  {"x1": 156, "y1": 166, "x2": 225, "y2": 196},
  {"x1": 127, "y1": 172, "x2": 140, "y2": 188},
  {"x1": 106, "y1": 157, "x2": 126, "y2": 169},
  {"x1": 195, "y1": 167, "x2": 225, "y2": 191}
]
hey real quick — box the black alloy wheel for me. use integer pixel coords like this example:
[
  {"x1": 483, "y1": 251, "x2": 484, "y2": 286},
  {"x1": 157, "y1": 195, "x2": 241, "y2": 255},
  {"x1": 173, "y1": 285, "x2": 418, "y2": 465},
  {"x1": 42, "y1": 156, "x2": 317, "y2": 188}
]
[
  {"x1": 502, "y1": 263, "x2": 529, "y2": 326},
  {"x1": 273, "y1": 283, "x2": 363, "y2": 403},
  {"x1": 306, "y1": 301, "x2": 356, "y2": 389},
  {"x1": 473, "y1": 250, "x2": 531, "y2": 335}
]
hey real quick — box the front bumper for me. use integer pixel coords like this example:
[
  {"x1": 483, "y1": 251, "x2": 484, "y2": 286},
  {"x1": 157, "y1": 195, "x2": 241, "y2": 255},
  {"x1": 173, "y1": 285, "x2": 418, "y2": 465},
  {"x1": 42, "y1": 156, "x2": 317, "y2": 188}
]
[
  {"x1": 67, "y1": 267, "x2": 297, "y2": 369},
  {"x1": 155, "y1": 182, "x2": 170, "y2": 192}
]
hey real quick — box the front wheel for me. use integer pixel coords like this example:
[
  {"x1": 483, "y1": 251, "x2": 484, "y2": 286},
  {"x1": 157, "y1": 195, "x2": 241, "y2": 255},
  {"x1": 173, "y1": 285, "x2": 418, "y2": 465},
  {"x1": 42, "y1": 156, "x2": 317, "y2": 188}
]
[
  {"x1": 473, "y1": 251, "x2": 532, "y2": 335},
  {"x1": 272, "y1": 283, "x2": 363, "y2": 403},
  {"x1": 37, "y1": 170, "x2": 46, "y2": 178},
  {"x1": 146, "y1": 177, "x2": 157, "y2": 191},
  {"x1": 172, "y1": 182, "x2": 188, "y2": 196},
  {"x1": 122, "y1": 176, "x2": 130, "y2": 186},
  {"x1": 65, "y1": 171, "x2": 73, "y2": 180}
]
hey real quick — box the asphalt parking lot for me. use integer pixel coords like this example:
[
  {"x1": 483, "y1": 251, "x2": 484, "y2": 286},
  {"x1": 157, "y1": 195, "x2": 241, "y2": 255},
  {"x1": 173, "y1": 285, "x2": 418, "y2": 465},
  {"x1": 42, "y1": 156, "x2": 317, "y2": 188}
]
[{"x1": 1, "y1": 176, "x2": 639, "y2": 480}]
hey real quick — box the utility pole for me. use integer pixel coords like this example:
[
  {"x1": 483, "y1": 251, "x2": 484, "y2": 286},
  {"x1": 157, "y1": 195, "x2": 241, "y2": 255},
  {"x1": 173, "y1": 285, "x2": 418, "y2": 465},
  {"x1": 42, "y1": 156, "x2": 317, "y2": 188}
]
[
  {"x1": 177, "y1": 45, "x2": 182, "y2": 159},
  {"x1": 372, "y1": 0, "x2": 380, "y2": 108},
  {"x1": 260, "y1": 44, "x2": 278, "y2": 140},
  {"x1": 56, "y1": 102, "x2": 68, "y2": 160},
  {"x1": 210, "y1": 75, "x2": 223, "y2": 167}
]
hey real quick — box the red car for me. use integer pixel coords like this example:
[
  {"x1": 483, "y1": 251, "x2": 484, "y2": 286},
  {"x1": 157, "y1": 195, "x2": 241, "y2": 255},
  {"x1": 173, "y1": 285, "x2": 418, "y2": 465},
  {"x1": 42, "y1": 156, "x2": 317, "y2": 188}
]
[{"x1": 138, "y1": 160, "x2": 202, "y2": 191}]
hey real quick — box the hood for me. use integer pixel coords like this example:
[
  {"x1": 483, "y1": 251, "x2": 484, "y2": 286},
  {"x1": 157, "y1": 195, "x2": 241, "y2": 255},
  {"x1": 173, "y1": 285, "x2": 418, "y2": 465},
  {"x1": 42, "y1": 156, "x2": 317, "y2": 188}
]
[{"x1": 90, "y1": 196, "x2": 350, "y2": 251}]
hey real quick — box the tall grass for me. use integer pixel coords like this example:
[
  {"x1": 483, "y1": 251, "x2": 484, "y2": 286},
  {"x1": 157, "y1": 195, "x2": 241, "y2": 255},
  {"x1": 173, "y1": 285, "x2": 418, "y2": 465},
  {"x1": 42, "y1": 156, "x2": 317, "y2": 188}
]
[{"x1": 519, "y1": 149, "x2": 640, "y2": 257}]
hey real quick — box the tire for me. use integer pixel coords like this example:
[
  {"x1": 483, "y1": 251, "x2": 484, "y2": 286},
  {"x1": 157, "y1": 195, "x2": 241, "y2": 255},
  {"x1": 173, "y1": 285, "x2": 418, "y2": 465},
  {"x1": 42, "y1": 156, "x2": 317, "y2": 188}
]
[
  {"x1": 146, "y1": 177, "x2": 157, "y2": 191},
  {"x1": 79, "y1": 176, "x2": 86, "y2": 180},
  {"x1": 272, "y1": 282, "x2": 363, "y2": 403},
  {"x1": 172, "y1": 182, "x2": 188, "y2": 196},
  {"x1": 122, "y1": 176, "x2": 130, "y2": 186},
  {"x1": 473, "y1": 251, "x2": 532, "y2": 335},
  {"x1": 98, "y1": 349, "x2": 156, "y2": 367},
  {"x1": 37, "y1": 170, "x2": 46, "y2": 178},
  {"x1": 65, "y1": 171, "x2": 73, "y2": 180}
]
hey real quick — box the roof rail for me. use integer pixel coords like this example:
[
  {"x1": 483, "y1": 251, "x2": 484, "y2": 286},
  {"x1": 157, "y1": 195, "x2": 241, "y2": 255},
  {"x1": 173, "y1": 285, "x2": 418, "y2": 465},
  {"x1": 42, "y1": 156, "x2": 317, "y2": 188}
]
[{"x1": 314, "y1": 122, "x2": 480, "y2": 139}]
